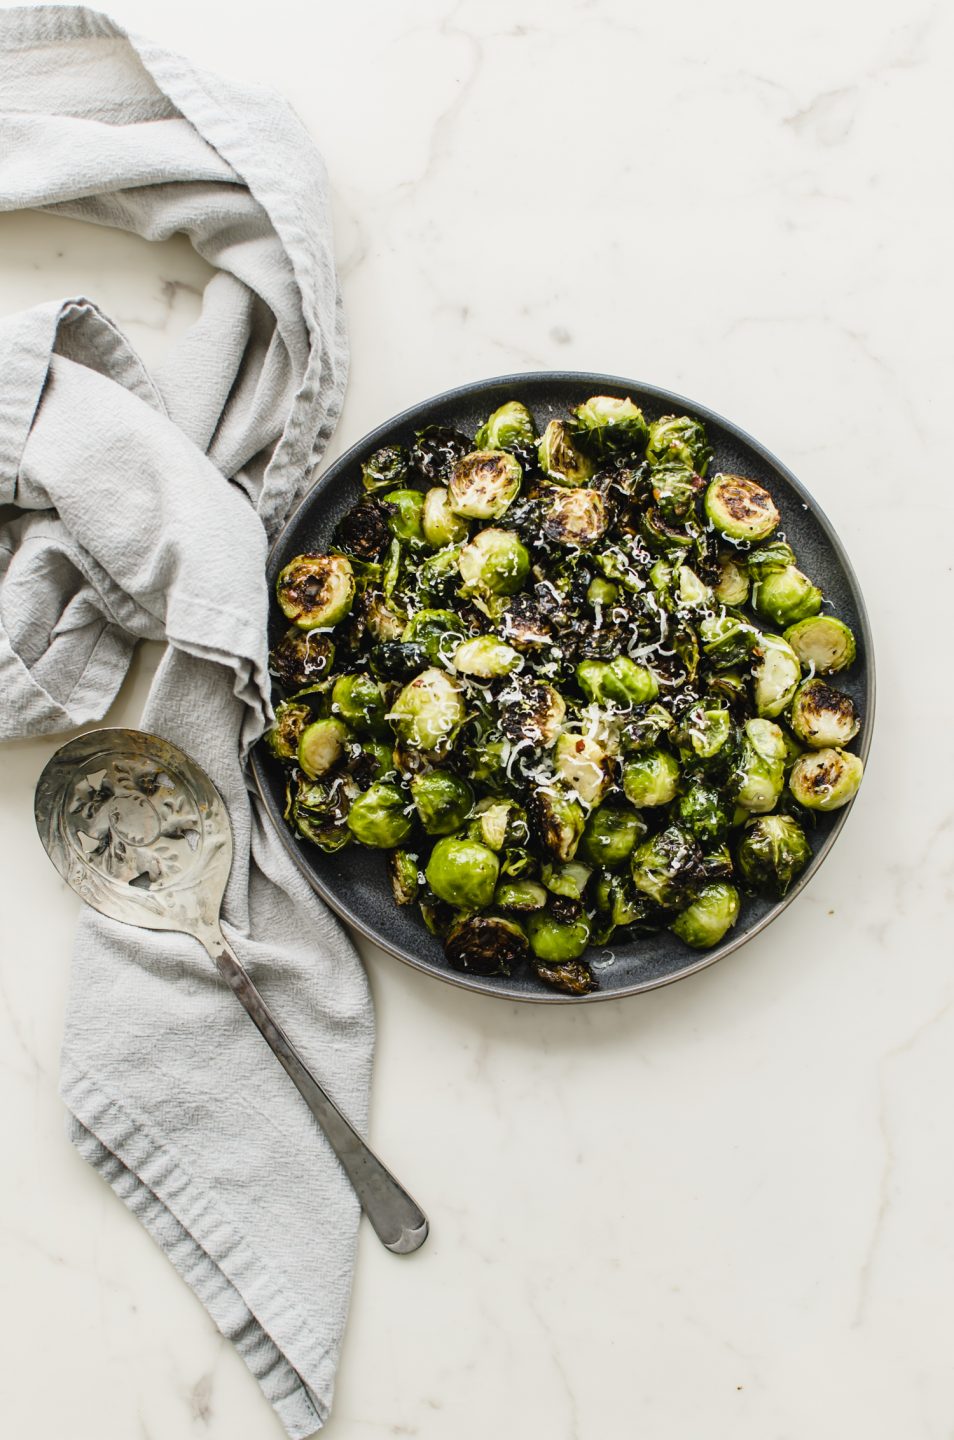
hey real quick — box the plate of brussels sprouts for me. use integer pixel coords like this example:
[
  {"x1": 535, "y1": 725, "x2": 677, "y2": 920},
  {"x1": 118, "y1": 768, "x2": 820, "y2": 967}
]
[{"x1": 252, "y1": 373, "x2": 873, "y2": 1003}]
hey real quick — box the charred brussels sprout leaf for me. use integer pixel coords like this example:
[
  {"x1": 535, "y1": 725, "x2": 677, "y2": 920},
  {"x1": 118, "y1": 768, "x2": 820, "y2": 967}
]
[
  {"x1": 361, "y1": 444, "x2": 411, "y2": 493},
  {"x1": 426, "y1": 837, "x2": 500, "y2": 909},
  {"x1": 789, "y1": 747, "x2": 864, "y2": 811},
  {"x1": 647, "y1": 414, "x2": 712, "y2": 473},
  {"x1": 444, "y1": 914, "x2": 528, "y2": 976},
  {"x1": 532, "y1": 956, "x2": 598, "y2": 996},
  {"x1": 790, "y1": 679, "x2": 861, "y2": 749},
  {"x1": 530, "y1": 787, "x2": 586, "y2": 863},
  {"x1": 474, "y1": 400, "x2": 538, "y2": 454},
  {"x1": 276, "y1": 553, "x2": 355, "y2": 630},
  {"x1": 388, "y1": 849, "x2": 420, "y2": 905},
  {"x1": 448, "y1": 450, "x2": 522, "y2": 520},
  {"x1": 265, "y1": 700, "x2": 311, "y2": 761},
  {"x1": 410, "y1": 769, "x2": 474, "y2": 835},
  {"x1": 537, "y1": 420, "x2": 596, "y2": 486},
  {"x1": 571, "y1": 395, "x2": 648, "y2": 455},
  {"x1": 736, "y1": 814, "x2": 812, "y2": 896},
  {"x1": 347, "y1": 782, "x2": 414, "y2": 847},
  {"x1": 290, "y1": 779, "x2": 352, "y2": 853},
  {"x1": 671, "y1": 882, "x2": 740, "y2": 949},
  {"x1": 704, "y1": 474, "x2": 779, "y2": 542}
]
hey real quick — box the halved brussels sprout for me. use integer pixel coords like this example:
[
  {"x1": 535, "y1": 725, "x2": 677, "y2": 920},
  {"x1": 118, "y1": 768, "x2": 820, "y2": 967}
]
[
  {"x1": 381, "y1": 488, "x2": 426, "y2": 547},
  {"x1": 361, "y1": 443, "x2": 411, "y2": 493},
  {"x1": 537, "y1": 420, "x2": 596, "y2": 486},
  {"x1": 276, "y1": 553, "x2": 355, "y2": 630},
  {"x1": 469, "y1": 797, "x2": 527, "y2": 851},
  {"x1": 784, "y1": 615, "x2": 857, "y2": 674},
  {"x1": 402, "y1": 608, "x2": 468, "y2": 665},
  {"x1": 410, "y1": 769, "x2": 474, "y2": 835},
  {"x1": 630, "y1": 825, "x2": 705, "y2": 909},
  {"x1": 621, "y1": 748, "x2": 680, "y2": 807},
  {"x1": 647, "y1": 414, "x2": 712, "y2": 473},
  {"x1": 580, "y1": 805, "x2": 645, "y2": 869},
  {"x1": 411, "y1": 425, "x2": 470, "y2": 482},
  {"x1": 736, "y1": 814, "x2": 812, "y2": 896},
  {"x1": 571, "y1": 395, "x2": 648, "y2": 454},
  {"x1": 752, "y1": 633, "x2": 802, "y2": 718},
  {"x1": 474, "y1": 400, "x2": 537, "y2": 453},
  {"x1": 789, "y1": 747, "x2": 864, "y2": 811},
  {"x1": 699, "y1": 612, "x2": 759, "y2": 669},
  {"x1": 362, "y1": 590, "x2": 405, "y2": 642},
  {"x1": 332, "y1": 673, "x2": 389, "y2": 736},
  {"x1": 499, "y1": 678, "x2": 566, "y2": 747},
  {"x1": 704, "y1": 474, "x2": 779, "y2": 542},
  {"x1": 422, "y1": 487, "x2": 470, "y2": 547},
  {"x1": 554, "y1": 733, "x2": 612, "y2": 807},
  {"x1": 746, "y1": 539, "x2": 796, "y2": 576},
  {"x1": 269, "y1": 627, "x2": 336, "y2": 691},
  {"x1": 673, "y1": 565, "x2": 713, "y2": 610},
  {"x1": 494, "y1": 878, "x2": 547, "y2": 912},
  {"x1": 526, "y1": 910, "x2": 592, "y2": 964},
  {"x1": 713, "y1": 551, "x2": 750, "y2": 606},
  {"x1": 576, "y1": 657, "x2": 659, "y2": 707},
  {"x1": 790, "y1": 679, "x2": 861, "y2": 749},
  {"x1": 676, "y1": 779, "x2": 730, "y2": 846},
  {"x1": 451, "y1": 635, "x2": 521, "y2": 678},
  {"x1": 425, "y1": 837, "x2": 500, "y2": 908},
  {"x1": 541, "y1": 488, "x2": 609, "y2": 546},
  {"x1": 290, "y1": 778, "x2": 352, "y2": 853},
  {"x1": 671, "y1": 882, "x2": 740, "y2": 949},
  {"x1": 448, "y1": 450, "x2": 522, "y2": 519},
  {"x1": 650, "y1": 461, "x2": 704, "y2": 522},
  {"x1": 532, "y1": 955, "x2": 598, "y2": 996},
  {"x1": 265, "y1": 700, "x2": 311, "y2": 761},
  {"x1": 541, "y1": 860, "x2": 593, "y2": 900},
  {"x1": 389, "y1": 668, "x2": 466, "y2": 751},
  {"x1": 752, "y1": 566, "x2": 823, "y2": 628},
  {"x1": 388, "y1": 849, "x2": 420, "y2": 905},
  {"x1": 334, "y1": 498, "x2": 391, "y2": 562},
  {"x1": 500, "y1": 594, "x2": 553, "y2": 649},
  {"x1": 620, "y1": 702, "x2": 676, "y2": 753},
  {"x1": 346, "y1": 782, "x2": 414, "y2": 847},
  {"x1": 370, "y1": 639, "x2": 430, "y2": 682},
  {"x1": 444, "y1": 914, "x2": 528, "y2": 976},
  {"x1": 730, "y1": 718, "x2": 787, "y2": 813},
  {"x1": 458, "y1": 527, "x2": 530, "y2": 596},
  {"x1": 298, "y1": 717, "x2": 348, "y2": 779},
  {"x1": 677, "y1": 704, "x2": 733, "y2": 763},
  {"x1": 530, "y1": 787, "x2": 586, "y2": 862}
]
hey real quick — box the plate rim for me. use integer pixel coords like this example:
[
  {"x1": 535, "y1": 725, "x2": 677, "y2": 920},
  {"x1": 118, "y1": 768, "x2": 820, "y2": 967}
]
[{"x1": 252, "y1": 369, "x2": 876, "y2": 1005}]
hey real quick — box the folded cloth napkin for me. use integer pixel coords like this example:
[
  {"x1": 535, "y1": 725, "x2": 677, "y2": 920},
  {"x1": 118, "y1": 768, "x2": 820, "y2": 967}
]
[{"x1": 0, "y1": 8, "x2": 374, "y2": 1435}]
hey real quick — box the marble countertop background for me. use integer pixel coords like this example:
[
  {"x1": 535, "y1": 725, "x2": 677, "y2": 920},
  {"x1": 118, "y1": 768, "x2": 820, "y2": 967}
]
[{"x1": 1, "y1": 1, "x2": 951, "y2": 1436}]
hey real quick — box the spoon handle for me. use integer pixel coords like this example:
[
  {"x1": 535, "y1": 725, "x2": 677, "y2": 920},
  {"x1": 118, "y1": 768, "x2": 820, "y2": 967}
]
[{"x1": 203, "y1": 934, "x2": 428, "y2": 1255}]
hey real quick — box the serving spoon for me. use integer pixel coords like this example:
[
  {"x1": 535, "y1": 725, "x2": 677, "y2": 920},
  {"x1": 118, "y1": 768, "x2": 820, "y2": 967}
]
[{"x1": 34, "y1": 727, "x2": 428, "y2": 1255}]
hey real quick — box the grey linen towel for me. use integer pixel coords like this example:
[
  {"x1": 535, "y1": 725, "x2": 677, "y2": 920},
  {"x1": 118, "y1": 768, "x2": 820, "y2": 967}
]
[{"x1": 0, "y1": 8, "x2": 374, "y2": 1435}]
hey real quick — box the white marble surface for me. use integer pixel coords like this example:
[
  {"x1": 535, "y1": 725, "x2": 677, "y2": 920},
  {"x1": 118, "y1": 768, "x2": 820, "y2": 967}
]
[{"x1": 1, "y1": 0, "x2": 952, "y2": 1435}]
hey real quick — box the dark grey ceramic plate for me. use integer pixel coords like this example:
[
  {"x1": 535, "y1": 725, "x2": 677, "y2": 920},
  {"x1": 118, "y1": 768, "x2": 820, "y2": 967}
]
[{"x1": 251, "y1": 372, "x2": 874, "y2": 1004}]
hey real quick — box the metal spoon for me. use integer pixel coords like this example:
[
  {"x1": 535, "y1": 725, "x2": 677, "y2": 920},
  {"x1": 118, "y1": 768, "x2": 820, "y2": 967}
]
[{"x1": 34, "y1": 727, "x2": 428, "y2": 1255}]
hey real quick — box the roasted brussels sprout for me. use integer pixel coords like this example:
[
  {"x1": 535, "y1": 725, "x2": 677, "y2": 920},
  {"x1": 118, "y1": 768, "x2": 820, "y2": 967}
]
[
  {"x1": 784, "y1": 615, "x2": 857, "y2": 674},
  {"x1": 474, "y1": 400, "x2": 537, "y2": 453},
  {"x1": 751, "y1": 565, "x2": 823, "y2": 628},
  {"x1": 571, "y1": 395, "x2": 648, "y2": 454},
  {"x1": 331, "y1": 673, "x2": 389, "y2": 736},
  {"x1": 789, "y1": 747, "x2": 864, "y2": 811},
  {"x1": 526, "y1": 910, "x2": 592, "y2": 963},
  {"x1": 389, "y1": 849, "x2": 420, "y2": 905},
  {"x1": 411, "y1": 425, "x2": 470, "y2": 482},
  {"x1": 676, "y1": 779, "x2": 730, "y2": 846},
  {"x1": 334, "y1": 498, "x2": 391, "y2": 562},
  {"x1": 495, "y1": 878, "x2": 547, "y2": 912},
  {"x1": 576, "y1": 657, "x2": 658, "y2": 707},
  {"x1": 751, "y1": 633, "x2": 802, "y2": 719},
  {"x1": 650, "y1": 462, "x2": 705, "y2": 523},
  {"x1": 265, "y1": 700, "x2": 311, "y2": 761},
  {"x1": 580, "y1": 805, "x2": 645, "y2": 869},
  {"x1": 530, "y1": 787, "x2": 586, "y2": 862},
  {"x1": 289, "y1": 778, "x2": 352, "y2": 852},
  {"x1": 269, "y1": 626, "x2": 335, "y2": 691},
  {"x1": 410, "y1": 769, "x2": 474, "y2": 835},
  {"x1": 541, "y1": 860, "x2": 593, "y2": 900},
  {"x1": 647, "y1": 414, "x2": 712, "y2": 473},
  {"x1": 537, "y1": 420, "x2": 596, "y2": 486},
  {"x1": 541, "y1": 487, "x2": 609, "y2": 546},
  {"x1": 361, "y1": 443, "x2": 411, "y2": 493},
  {"x1": 298, "y1": 718, "x2": 348, "y2": 780},
  {"x1": 276, "y1": 553, "x2": 355, "y2": 630},
  {"x1": 532, "y1": 956, "x2": 597, "y2": 996},
  {"x1": 699, "y1": 612, "x2": 759, "y2": 669},
  {"x1": 422, "y1": 486, "x2": 470, "y2": 547},
  {"x1": 622, "y1": 748, "x2": 680, "y2": 807},
  {"x1": 451, "y1": 635, "x2": 521, "y2": 678},
  {"x1": 620, "y1": 702, "x2": 676, "y2": 753},
  {"x1": 425, "y1": 837, "x2": 500, "y2": 908},
  {"x1": 389, "y1": 668, "x2": 466, "y2": 751},
  {"x1": 448, "y1": 450, "x2": 522, "y2": 520},
  {"x1": 630, "y1": 825, "x2": 705, "y2": 909},
  {"x1": 381, "y1": 488, "x2": 427, "y2": 547},
  {"x1": 554, "y1": 733, "x2": 612, "y2": 807},
  {"x1": 498, "y1": 678, "x2": 566, "y2": 747},
  {"x1": 444, "y1": 914, "x2": 528, "y2": 976},
  {"x1": 790, "y1": 679, "x2": 861, "y2": 749},
  {"x1": 714, "y1": 552, "x2": 751, "y2": 607},
  {"x1": 458, "y1": 527, "x2": 530, "y2": 596},
  {"x1": 736, "y1": 814, "x2": 812, "y2": 896},
  {"x1": 402, "y1": 608, "x2": 467, "y2": 665},
  {"x1": 704, "y1": 474, "x2": 779, "y2": 542},
  {"x1": 362, "y1": 590, "x2": 404, "y2": 643},
  {"x1": 676, "y1": 703, "x2": 733, "y2": 764},
  {"x1": 469, "y1": 797, "x2": 527, "y2": 851},
  {"x1": 731, "y1": 717, "x2": 787, "y2": 814},
  {"x1": 671, "y1": 882, "x2": 740, "y2": 949},
  {"x1": 346, "y1": 782, "x2": 414, "y2": 847},
  {"x1": 500, "y1": 594, "x2": 553, "y2": 650}
]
